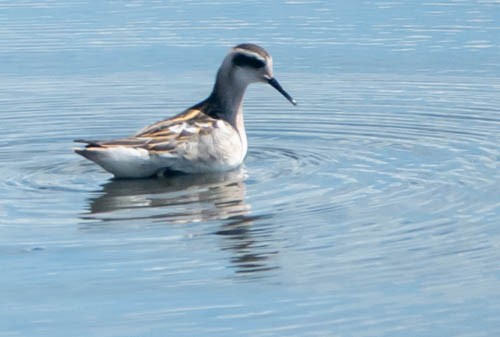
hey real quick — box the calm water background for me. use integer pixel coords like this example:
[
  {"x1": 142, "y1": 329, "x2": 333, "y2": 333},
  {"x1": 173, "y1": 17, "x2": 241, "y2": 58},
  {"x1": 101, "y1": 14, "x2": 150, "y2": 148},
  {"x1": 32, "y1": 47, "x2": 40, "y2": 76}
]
[{"x1": 1, "y1": 1, "x2": 499, "y2": 336}]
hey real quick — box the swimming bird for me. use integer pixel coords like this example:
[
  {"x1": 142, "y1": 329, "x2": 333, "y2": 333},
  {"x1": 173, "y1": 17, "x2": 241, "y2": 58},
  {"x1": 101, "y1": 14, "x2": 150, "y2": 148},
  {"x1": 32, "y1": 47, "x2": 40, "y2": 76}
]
[{"x1": 75, "y1": 43, "x2": 296, "y2": 178}]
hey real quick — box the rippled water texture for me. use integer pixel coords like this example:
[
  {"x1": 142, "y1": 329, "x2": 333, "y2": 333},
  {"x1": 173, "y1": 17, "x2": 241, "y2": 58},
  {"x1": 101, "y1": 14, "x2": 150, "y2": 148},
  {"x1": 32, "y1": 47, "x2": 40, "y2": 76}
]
[{"x1": 1, "y1": 1, "x2": 499, "y2": 337}]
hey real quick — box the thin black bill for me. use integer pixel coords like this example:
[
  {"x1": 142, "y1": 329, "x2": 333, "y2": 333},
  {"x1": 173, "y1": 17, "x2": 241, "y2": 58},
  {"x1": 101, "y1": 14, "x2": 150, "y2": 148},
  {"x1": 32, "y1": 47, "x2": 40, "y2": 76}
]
[{"x1": 267, "y1": 77, "x2": 297, "y2": 106}]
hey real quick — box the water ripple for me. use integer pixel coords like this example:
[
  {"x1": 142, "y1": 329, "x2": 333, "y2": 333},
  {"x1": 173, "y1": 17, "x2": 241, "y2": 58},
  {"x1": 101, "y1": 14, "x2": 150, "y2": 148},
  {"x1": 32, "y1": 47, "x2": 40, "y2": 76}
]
[
  {"x1": 2, "y1": 1, "x2": 500, "y2": 335},
  {"x1": 1, "y1": 70, "x2": 499, "y2": 336},
  {"x1": 2, "y1": 74, "x2": 498, "y2": 222}
]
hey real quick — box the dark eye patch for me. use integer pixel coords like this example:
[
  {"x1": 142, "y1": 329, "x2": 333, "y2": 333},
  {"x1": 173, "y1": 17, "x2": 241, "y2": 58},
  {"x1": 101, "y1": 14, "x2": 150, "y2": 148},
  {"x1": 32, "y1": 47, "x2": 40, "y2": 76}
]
[{"x1": 232, "y1": 53, "x2": 266, "y2": 69}]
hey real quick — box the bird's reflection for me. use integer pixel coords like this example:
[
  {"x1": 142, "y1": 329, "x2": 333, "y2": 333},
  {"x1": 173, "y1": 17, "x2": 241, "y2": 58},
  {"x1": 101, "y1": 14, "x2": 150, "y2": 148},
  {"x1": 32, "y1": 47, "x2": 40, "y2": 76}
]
[
  {"x1": 81, "y1": 168, "x2": 278, "y2": 276},
  {"x1": 83, "y1": 169, "x2": 250, "y2": 223},
  {"x1": 216, "y1": 214, "x2": 279, "y2": 276}
]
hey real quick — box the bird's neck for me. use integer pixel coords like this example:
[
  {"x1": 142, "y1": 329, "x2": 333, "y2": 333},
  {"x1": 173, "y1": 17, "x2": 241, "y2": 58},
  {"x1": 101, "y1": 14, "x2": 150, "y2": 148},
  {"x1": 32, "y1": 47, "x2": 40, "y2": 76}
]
[
  {"x1": 206, "y1": 68, "x2": 248, "y2": 125},
  {"x1": 201, "y1": 67, "x2": 248, "y2": 151}
]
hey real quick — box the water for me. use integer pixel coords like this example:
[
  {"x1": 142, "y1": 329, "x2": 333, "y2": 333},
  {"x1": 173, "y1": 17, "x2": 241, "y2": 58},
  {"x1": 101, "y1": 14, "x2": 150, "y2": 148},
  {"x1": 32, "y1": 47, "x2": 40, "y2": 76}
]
[{"x1": 1, "y1": 1, "x2": 499, "y2": 336}]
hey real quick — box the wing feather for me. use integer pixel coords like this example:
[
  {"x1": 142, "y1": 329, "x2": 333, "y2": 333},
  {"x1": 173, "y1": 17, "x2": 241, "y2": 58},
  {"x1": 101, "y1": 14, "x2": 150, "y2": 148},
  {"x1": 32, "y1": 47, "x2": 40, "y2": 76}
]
[
  {"x1": 76, "y1": 108, "x2": 219, "y2": 156},
  {"x1": 135, "y1": 108, "x2": 209, "y2": 137}
]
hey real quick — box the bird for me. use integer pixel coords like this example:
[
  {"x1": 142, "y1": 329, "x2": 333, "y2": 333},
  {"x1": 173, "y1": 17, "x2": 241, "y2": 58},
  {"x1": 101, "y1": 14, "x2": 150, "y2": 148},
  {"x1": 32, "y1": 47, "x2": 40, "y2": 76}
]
[{"x1": 75, "y1": 43, "x2": 296, "y2": 178}]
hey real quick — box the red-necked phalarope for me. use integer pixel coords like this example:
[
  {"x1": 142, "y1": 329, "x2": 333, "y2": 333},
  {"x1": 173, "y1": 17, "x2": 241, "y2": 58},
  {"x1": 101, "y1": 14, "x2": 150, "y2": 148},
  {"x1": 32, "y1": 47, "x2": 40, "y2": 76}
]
[{"x1": 75, "y1": 43, "x2": 296, "y2": 178}]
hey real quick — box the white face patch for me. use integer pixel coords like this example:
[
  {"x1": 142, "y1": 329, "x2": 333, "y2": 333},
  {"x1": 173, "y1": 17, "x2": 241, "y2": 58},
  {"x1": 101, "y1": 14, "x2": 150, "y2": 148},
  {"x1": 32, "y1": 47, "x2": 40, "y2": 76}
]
[
  {"x1": 233, "y1": 48, "x2": 266, "y2": 62},
  {"x1": 233, "y1": 48, "x2": 267, "y2": 64},
  {"x1": 230, "y1": 50, "x2": 273, "y2": 85}
]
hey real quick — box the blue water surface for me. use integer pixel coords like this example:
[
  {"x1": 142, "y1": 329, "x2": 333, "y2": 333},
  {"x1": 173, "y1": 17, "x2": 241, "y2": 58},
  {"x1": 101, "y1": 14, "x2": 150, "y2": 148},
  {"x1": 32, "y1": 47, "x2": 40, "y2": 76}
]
[{"x1": 1, "y1": 1, "x2": 499, "y2": 336}]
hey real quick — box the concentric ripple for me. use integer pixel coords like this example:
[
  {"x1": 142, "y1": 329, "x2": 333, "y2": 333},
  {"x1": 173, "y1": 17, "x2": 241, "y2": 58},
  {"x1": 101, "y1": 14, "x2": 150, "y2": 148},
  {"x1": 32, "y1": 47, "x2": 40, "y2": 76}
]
[
  {"x1": 2, "y1": 0, "x2": 500, "y2": 335},
  {"x1": 1, "y1": 73, "x2": 498, "y2": 226},
  {"x1": 1, "y1": 71, "x2": 499, "y2": 336}
]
